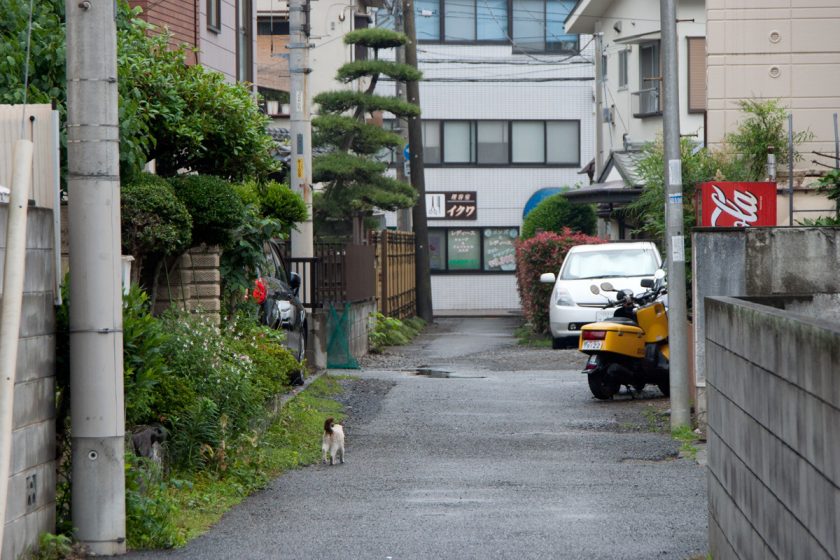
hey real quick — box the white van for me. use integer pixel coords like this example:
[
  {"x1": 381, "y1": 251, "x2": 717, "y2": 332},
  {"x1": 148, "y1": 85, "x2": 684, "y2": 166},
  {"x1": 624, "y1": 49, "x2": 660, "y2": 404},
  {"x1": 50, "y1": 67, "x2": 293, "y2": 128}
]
[{"x1": 539, "y1": 241, "x2": 662, "y2": 348}]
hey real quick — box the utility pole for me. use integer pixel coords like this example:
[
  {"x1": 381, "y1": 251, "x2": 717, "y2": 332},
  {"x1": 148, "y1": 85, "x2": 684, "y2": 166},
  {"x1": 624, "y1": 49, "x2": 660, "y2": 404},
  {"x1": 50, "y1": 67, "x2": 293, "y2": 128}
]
[
  {"x1": 393, "y1": 2, "x2": 412, "y2": 231},
  {"x1": 593, "y1": 32, "x2": 604, "y2": 179},
  {"x1": 403, "y1": 0, "x2": 433, "y2": 321},
  {"x1": 289, "y1": 0, "x2": 314, "y2": 263},
  {"x1": 66, "y1": 0, "x2": 126, "y2": 554},
  {"x1": 660, "y1": 0, "x2": 690, "y2": 429}
]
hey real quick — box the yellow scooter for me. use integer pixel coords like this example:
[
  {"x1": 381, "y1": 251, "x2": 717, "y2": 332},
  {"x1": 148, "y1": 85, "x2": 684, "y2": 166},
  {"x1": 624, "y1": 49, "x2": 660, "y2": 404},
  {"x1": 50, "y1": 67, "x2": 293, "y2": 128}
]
[{"x1": 578, "y1": 270, "x2": 669, "y2": 400}]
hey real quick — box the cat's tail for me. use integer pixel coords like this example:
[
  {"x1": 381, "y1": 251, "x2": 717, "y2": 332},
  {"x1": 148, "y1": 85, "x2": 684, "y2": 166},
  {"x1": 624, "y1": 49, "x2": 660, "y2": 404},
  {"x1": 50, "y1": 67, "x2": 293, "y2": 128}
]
[{"x1": 324, "y1": 417, "x2": 334, "y2": 434}]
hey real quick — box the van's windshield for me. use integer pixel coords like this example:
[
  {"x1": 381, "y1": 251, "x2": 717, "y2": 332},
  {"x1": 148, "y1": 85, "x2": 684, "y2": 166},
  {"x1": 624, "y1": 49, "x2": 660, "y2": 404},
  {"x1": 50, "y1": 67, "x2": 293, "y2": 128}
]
[{"x1": 560, "y1": 248, "x2": 659, "y2": 280}]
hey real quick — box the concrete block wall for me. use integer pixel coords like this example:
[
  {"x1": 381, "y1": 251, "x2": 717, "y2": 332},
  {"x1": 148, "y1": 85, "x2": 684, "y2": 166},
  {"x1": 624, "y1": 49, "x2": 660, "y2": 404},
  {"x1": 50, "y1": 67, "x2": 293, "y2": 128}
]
[
  {"x1": 154, "y1": 244, "x2": 222, "y2": 324},
  {"x1": 0, "y1": 207, "x2": 57, "y2": 560},
  {"x1": 309, "y1": 299, "x2": 376, "y2": 370},
  {"x1": 705, "y1": 296, "x2": 840, "y2": 560},
  {"x1": 693, "y1": 227, "x2": 840, "y2": 426}
]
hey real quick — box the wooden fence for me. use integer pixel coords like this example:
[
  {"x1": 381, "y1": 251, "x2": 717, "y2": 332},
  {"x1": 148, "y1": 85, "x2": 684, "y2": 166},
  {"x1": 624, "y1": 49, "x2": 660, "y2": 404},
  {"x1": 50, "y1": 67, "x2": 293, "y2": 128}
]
[
  {"x1": 280, "y1": 231, "x2": 416, "y2": 319},
  {"x1": 369, "y1": 230, "x2": 416, "y2": 319}
]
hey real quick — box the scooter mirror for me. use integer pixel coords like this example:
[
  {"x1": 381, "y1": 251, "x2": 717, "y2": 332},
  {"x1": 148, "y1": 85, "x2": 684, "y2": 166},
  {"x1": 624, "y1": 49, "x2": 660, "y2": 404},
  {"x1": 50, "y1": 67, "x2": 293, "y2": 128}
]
[
  {"x1": 640, "y1": 278, "x2": 654, "y2": 288},
  {"x1": 590, "y1": 285, "x2": 600, "y2": 295},
  {"x1": 600, "y1": 282, "x2": 615, "y2": 292}
]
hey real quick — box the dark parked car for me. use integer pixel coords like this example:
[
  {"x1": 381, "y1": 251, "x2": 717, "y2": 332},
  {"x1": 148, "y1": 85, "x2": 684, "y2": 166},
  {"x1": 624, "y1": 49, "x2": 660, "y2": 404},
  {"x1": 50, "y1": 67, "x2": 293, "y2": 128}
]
[{"x1": 252, "y1": 240, "x2": 307, "y2": 384}]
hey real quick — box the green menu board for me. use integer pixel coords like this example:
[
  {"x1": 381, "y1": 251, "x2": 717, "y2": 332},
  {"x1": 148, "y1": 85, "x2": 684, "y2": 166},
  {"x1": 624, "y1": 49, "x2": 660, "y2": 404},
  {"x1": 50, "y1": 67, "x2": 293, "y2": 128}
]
[
  {"x1": 447, "y1": 229, "x2": 480, "y2": 270},
  {"x1": 483, "y1": 228, "x2": 518, "y2": 271}
]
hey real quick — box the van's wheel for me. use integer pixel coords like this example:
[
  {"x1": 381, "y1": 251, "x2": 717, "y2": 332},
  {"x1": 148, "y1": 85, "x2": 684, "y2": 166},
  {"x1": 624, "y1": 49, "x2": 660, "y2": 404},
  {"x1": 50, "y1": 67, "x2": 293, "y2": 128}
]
[
  {"x1": 588, "y1": 370, "x2": 619, "y2": 400},
  {"x1": 552, "y1": 337, "x2": 564, "y2": 349},
  {"x1": 657, "y1": 381, "x2": 670, "y2": 397}
]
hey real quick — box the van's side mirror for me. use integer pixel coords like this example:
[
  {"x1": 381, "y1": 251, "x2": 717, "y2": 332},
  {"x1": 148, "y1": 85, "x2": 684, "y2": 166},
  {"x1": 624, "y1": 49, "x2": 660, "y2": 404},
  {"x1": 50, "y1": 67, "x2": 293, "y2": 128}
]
[
  {"x1": 289, "y1": 271, "x2": 301, "y2": 296},
  {"x1": 540, "y1": 273, "x2": 556, "y2": 284},
  {"x1": 640, "y1": 278, "x2": 654, "y2": 288}
]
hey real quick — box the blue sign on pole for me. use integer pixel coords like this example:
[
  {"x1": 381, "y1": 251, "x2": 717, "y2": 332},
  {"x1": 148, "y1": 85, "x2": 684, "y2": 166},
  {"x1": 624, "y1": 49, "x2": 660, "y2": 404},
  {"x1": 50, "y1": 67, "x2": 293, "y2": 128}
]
[{"x1": 403, "y1": 144, "x2": 410, "y2": 160}]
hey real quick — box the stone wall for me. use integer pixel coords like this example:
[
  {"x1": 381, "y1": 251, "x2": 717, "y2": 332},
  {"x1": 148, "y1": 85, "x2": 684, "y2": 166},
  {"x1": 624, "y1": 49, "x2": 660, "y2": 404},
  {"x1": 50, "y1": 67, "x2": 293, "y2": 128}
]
[
  {"x1": 154, "y1": 244, "x2": 222, "y2": 324},
  {"x1": 693, "y1": 227, "x2": 840, "y2": 424},
  {"x1": 0, "y1": 207, "x2": 56, "y2": 560},
  {"x1": 706, "y1": 295, "x2": 840, "y2": 560}
]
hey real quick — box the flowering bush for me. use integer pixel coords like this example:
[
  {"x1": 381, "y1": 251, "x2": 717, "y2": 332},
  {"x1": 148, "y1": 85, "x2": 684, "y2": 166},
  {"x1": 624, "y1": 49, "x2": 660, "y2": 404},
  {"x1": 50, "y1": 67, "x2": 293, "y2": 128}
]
[{"x1": 515, "y1": 228, "x2": 606, "y2": 334}]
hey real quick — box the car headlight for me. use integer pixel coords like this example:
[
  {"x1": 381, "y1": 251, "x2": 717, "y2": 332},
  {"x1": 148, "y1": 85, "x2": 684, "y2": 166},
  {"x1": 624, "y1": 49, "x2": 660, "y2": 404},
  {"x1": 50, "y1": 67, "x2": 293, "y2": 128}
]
[{"x1": 554, "y1": 286, "x2": 575, "y2": 307}]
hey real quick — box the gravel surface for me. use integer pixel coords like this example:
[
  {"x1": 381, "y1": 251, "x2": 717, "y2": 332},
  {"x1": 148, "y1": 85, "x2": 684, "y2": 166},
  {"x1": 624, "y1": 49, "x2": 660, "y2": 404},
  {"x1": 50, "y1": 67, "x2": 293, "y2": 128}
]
[{"x1": 125, "y1": 317, "x2": 706, "y2": 560}]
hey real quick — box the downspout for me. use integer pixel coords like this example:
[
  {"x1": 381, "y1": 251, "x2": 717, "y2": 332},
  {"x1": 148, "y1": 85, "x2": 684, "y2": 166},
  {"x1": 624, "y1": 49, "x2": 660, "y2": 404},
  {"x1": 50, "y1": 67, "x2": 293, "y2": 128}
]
[{"x1": 0, "y1": 139, "x2": 34, "y2": 550}]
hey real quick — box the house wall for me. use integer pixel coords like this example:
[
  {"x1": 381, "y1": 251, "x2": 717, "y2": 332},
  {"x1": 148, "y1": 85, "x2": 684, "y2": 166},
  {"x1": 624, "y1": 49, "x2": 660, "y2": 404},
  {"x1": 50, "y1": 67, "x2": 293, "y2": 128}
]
[
  {"x1": 130, "y1": 0, "x2": 199, "y2": 65},
  {"x1": 0, "y1": 207, "x2": 57, "y2": 560},
  {"x1": 257, "y1": 32, "x2": 290, "y2": 93},
  {"x1": 568, "y1": 0, "x2": 706, "y2": 156},
  {"x1": 199, "y1": 0, "x2": 256, "y2": 83},
  {"x1": 706, "y1": 295, "x2": 840, "y2": 560},
  {"x1": 706, "y1": 0, "x2": 840, "y2": 167}
]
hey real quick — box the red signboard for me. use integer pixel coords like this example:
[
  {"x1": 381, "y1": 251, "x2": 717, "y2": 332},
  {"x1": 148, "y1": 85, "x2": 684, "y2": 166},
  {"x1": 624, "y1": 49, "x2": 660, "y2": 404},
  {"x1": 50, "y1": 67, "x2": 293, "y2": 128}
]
[{"x1": 698, "y1": 182, "x2": 777, "y2": 227}]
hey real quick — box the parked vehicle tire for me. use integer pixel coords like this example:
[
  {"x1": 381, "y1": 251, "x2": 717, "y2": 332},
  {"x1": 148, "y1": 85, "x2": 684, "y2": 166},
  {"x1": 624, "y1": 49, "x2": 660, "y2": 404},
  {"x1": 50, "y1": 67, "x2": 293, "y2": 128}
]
[
  {"x1": 588, "y1": 370, "x2": 619, "y2": 400},
  {"x1": 657, "y1": 381, "x2": 670, "y2": 397}
]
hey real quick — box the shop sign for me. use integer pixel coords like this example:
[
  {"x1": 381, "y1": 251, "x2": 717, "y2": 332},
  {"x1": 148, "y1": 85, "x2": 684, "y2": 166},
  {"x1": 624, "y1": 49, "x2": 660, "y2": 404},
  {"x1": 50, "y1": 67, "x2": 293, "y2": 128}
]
[{"x1": 426, "y1": 191, "x2": 477, "y2": 220}]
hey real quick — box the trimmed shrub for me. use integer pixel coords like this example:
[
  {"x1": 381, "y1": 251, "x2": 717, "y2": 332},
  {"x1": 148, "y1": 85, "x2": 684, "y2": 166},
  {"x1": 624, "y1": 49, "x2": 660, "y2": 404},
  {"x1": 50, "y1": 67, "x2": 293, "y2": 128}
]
[
  {"x1": 121, "y1": 173, "x2": 192, "y2": 273},
  {"x1": 515, "y1": 228, "x2": 606, "y2": 334},
  {"x1": 260, "y1": 180, "x2": 308, "y2": 230},
  {"x1": 521, "y1": 194, "x2": 597, "y2": 239},
  {"x1": 169, "y1": 174, "x2": 245, "y2": 246}
]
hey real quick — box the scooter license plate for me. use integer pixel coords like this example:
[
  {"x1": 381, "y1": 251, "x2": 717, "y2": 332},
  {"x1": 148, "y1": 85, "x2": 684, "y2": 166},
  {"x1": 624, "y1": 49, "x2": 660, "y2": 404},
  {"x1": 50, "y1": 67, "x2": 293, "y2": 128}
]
[
  {"x1": 595, "y1": 310, "x2": 612, "y2": 321},
  {"x1": 582, "y1": 340, "x2": 603, "y2": 350}
]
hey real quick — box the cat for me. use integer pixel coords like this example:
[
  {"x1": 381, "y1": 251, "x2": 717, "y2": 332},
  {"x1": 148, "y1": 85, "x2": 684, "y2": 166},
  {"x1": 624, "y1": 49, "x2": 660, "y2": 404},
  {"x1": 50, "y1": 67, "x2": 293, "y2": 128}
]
[{"x1": 322, "y1": 417, "x2": 345, "y2": 465}]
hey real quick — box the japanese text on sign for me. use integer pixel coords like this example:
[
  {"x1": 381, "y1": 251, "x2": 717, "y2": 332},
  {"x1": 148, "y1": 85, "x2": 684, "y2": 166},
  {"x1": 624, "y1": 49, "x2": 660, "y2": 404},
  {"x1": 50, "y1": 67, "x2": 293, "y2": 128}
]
[{"x1": 426, "y1": 191, "x2": 477, "y2": 220}]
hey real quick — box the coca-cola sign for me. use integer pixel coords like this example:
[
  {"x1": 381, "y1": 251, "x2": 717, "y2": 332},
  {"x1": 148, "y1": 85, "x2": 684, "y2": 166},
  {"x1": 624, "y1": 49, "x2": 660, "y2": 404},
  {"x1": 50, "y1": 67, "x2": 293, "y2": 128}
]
[{"x1": 699, "y1": 182, "x2": 777, "y2": 227}]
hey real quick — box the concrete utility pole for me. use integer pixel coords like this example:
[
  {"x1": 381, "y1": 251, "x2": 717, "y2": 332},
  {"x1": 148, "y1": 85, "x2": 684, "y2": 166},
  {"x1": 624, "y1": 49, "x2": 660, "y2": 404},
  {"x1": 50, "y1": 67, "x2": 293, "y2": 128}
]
[
  {"x1": 660, "y1": 0, "x2": 690, "y2": 429},
  {"x1": 66, "y1": 0, "x2": 126, "y2": 553},
  {"x1": 593, "y1": 32, "x2": 604, "y2": 179},
  {"x1": 403, "y1": 0, "x2": 433, "y2": 321},
  {"x1": 289, "y1": 0, "x2": 314, "y2": 262}
]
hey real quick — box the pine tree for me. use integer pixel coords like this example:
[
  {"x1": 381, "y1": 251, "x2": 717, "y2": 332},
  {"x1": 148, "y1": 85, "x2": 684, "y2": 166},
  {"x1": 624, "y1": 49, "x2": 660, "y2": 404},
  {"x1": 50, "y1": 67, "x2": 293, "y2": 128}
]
[{"x1": 312, "y1": 28, "x2": 421, "y2": 238}]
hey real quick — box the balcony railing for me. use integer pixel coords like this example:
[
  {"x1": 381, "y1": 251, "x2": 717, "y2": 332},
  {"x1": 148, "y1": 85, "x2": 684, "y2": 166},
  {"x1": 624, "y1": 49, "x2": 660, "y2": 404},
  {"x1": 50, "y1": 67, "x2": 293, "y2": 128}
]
[{"x1": 631, "y1": 84, "x2": 662, "y2": 117}]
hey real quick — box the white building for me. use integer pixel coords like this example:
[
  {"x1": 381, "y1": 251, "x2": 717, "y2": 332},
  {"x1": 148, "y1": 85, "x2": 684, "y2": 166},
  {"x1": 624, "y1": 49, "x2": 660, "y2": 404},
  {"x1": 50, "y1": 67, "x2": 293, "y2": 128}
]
[
  {"x1": 564, "y1": 0, "x2": 706, "y2": 238},
  {"x1": 377, "y1": 0, "x2": 595, "y2": 313}
]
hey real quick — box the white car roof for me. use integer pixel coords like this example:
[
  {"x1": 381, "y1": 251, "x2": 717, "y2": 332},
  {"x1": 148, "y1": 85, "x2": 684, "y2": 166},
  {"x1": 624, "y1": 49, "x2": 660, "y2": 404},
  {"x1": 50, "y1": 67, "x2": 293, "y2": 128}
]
[{"x1": 567, "y1": 241, "x2": 659, "y2": 254}]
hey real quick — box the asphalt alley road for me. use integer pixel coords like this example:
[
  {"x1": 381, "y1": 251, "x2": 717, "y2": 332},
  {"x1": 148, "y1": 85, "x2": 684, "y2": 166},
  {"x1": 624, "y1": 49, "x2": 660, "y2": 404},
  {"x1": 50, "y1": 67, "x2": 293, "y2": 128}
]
[{"x1": 126, "y1": 317, "x2": 708, "y2": 560}]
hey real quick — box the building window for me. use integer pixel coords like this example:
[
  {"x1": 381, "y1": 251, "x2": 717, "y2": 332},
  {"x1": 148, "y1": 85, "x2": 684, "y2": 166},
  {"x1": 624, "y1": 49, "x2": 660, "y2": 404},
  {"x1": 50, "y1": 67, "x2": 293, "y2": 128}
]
[
  {"x1": 513, "y1": 0, "x2": 577, "y2": 53},
  {"x1": 410, "y1": 0, "x2": 581, "y2": 45},
  {"x1": 546, "y1": 121, "x2": 578, "y2": 164},
  {"x1": 207, "y1": 0, "x2": 221, "y2": 33},
  {"x1": 417, "y1": 0, "x2": 441, "y2": 40},
  {"x1": 257, "y1": 19, "x2": 289, "y2": 35},
  {"x1": 422, "y1": 120, "x2": 442, "y2": 164},
  {"x1": 634, "y1": 41, "x2": 661, "y2": 116},
  {"x1": 430, "y1": 227, "x2": 518, "y2": 272},
  {"x1": 237, "y1": 0, "x2": 253, "y2": 83},
  {"x1": 687, "y1": 37, "x2": 706, "y2": 113},
  {"x1": 618, "y1": 48, "x2": 628, "y2": 89},
  {"x1": 422, "y1": 120, "x2": 579, "y2": 166},
  {"x1": 443, "y1": 121, "x2": 475, "y2": 163},
  {"x1": 477, "y1": 121, "x2": 508, "y2": 164}
]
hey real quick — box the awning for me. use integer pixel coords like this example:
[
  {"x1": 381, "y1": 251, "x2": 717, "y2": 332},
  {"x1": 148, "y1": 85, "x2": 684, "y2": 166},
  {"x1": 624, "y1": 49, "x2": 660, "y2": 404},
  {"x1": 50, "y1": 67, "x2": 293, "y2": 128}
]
[
  {"x1": 562, "y1": 180, "x2": 643, "y2": 205},
  {"x1": 614, "y1": 30, "x2": 661, "y2": 45}
]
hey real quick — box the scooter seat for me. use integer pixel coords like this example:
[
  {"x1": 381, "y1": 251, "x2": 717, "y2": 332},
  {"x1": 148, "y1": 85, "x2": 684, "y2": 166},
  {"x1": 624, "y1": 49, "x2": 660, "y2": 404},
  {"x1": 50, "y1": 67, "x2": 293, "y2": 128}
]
[{"x1": 602, "y1": 317, "x2": 637, "y2": 325}]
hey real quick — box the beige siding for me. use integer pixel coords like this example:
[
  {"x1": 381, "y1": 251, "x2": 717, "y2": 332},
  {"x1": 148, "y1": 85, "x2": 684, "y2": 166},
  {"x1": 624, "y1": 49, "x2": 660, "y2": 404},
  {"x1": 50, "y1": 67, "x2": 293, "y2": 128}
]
[
  {"x1": 706, "y1": 1, "x2": 840, "y2": 169},
  {"x1": 0, "y1": 105, "x2": 59, "y2": 210}
]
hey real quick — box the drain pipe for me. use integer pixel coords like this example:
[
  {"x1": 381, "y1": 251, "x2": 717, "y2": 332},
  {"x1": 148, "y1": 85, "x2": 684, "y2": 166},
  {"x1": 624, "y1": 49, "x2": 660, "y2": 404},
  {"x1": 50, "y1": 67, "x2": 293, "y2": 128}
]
[{"x1": 0, "y1": 139, "x2": 34, "y2": 551}]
